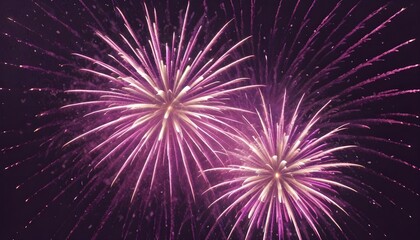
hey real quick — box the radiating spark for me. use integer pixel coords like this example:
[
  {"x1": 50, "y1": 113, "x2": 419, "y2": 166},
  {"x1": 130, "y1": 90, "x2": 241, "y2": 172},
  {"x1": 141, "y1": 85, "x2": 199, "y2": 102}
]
[
  {"x1": 206, "y1": 92, "x2": 363, "y2": 239},
  {"x1": 61, "y1": 3, "x2": 257, "y2": 202}
]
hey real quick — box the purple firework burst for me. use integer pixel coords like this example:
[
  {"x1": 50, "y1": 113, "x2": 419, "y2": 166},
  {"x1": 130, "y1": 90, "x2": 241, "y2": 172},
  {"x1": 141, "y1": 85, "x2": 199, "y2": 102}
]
[
  {"x1": 1, "y1": 1, "x2": 258, "y2": 239},
  {"x1": 206, "y1": 92, "x2": 362, "y2": 239},
  {"x1": 54, "y1": 3, "x2": 259, "y2": 237},
  {"x1": 203, "y1": 0, "x2": 419, "y2": 239},
  {"x1": 62, "y1": 2, "x2": 255, "y2": 201}
]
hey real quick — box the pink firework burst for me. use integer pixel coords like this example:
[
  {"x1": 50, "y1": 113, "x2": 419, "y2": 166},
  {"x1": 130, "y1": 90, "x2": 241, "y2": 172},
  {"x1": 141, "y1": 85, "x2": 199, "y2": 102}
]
[
  {"x1": 1, "y1": 1, "x2": 260, "y2": 239},
  {"x1": 62, "y1": 2, "x2": 255, "y2": 201},
  {"x1": 203, "y1": 1, "x2": 419, "y2": 239},
  {"x1": 206, "y1": 92, "x2": 362, "y2": 239}
]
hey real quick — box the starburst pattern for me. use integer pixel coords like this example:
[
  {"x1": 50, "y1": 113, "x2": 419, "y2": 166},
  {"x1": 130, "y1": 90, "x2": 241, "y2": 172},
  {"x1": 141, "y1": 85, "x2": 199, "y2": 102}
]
[
  {"x1": 206, "y1": 93, "x2": 362, "y2": 239},
  {"x1": 202, "y1": 1, "x2": 419, "y2": 239},
  {"x1": 62, "y1": 3, "x2": 256, "y2": 201},
  {"x1": 2, "y1": 2, "x2": 260, "y2": 238}
]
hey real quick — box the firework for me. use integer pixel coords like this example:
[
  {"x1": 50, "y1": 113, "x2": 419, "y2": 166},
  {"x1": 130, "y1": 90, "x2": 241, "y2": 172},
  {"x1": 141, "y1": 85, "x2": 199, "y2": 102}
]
[
  {"x1": 1, "y1": 1, "x2": 258, "y2": 239},
  {"x1": 61, "y1": 2, "x2": 256, "y2": 201},
  {"x1": 60, "y1": 2, "x2": 262, "y2": 238},
  {"x1": 206, "y1": 92, "x2": 362, "y2": 239},
  {"x1": 204, "y1": 1, "x2": 419, "y2": 239}
]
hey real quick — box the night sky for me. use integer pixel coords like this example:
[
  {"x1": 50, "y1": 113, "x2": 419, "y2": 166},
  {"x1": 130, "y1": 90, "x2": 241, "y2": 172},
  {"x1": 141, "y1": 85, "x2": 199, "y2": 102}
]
[{"x1": 1, "y1": 0, "x2": 419, "y2": 239}]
